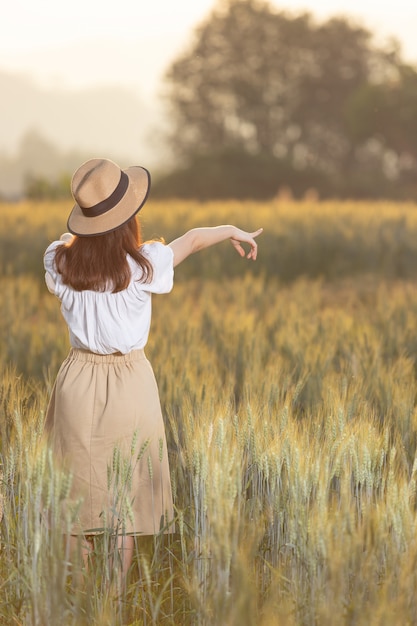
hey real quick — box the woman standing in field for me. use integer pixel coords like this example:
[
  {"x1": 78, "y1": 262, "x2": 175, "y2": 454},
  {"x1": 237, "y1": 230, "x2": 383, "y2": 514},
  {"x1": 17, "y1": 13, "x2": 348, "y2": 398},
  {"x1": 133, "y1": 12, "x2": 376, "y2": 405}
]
[{"x1": 43, "y1": 157, "x2": 262, "y2": 580}]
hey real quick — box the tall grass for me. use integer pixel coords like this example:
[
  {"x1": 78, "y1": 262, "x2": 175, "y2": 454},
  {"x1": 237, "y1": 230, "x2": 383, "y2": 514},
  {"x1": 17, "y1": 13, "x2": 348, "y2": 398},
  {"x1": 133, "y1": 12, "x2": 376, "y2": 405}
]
[
  {"x1": 1, "y1": 199, "x2": 417, "y2": 624},
  {"x1": 2, "y1": 198, "x2": 417, "y2": 283}
]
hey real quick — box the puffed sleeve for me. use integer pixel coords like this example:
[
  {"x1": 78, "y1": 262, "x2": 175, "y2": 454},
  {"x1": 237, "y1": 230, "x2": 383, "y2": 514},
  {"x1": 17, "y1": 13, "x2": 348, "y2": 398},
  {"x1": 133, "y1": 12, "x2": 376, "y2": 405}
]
[
  {"x1": 136, "y1": 241, "x2": 174, "y2": 294},
  {"x1": 43, "y1": 240, "x2": 65, "y2": 295}
]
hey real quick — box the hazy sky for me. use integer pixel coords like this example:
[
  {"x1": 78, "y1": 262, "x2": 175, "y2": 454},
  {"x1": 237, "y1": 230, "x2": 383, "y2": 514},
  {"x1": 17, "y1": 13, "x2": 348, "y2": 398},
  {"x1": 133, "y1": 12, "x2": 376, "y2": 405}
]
[{"x1": 1, "y1": 0, "x2": 417, "y2": 97}]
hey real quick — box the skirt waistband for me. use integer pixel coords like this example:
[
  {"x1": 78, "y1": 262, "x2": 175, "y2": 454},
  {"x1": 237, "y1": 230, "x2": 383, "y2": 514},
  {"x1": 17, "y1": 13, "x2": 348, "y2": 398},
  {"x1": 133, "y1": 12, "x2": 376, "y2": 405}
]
[{"x1": 67, "y1": 348, "x2": 146, "y2": 364}]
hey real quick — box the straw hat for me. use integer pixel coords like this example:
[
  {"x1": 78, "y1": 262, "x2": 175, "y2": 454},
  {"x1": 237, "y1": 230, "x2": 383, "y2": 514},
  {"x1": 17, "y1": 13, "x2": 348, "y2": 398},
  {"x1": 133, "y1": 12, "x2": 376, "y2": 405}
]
[{"x1": 67, "y1": 158, "x2": 151, "y2": 236}]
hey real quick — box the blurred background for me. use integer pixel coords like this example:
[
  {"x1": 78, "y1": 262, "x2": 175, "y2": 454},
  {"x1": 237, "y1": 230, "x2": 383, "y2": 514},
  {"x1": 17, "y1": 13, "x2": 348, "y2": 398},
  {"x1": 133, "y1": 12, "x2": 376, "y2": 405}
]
[{"x1": 1, "y1": 0, "x2": 416, "y2": 201}]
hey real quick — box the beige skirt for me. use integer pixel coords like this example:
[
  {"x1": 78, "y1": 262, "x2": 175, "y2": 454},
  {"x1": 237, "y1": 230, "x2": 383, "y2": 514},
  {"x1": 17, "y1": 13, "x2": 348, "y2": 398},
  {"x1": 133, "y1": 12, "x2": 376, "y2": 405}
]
[{"x1": 45, "y1": 348, "x2": 174, "y2": 536}]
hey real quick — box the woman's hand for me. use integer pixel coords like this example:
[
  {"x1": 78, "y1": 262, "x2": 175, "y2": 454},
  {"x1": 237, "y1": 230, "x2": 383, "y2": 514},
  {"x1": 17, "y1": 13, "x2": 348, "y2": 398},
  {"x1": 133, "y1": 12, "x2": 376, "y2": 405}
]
[
  {"x1": 169, "y1": 225, "x2": 263, "y2": 267},
  {"x1": 230, "y1": 227, "x2": 263, "y2": 260}
]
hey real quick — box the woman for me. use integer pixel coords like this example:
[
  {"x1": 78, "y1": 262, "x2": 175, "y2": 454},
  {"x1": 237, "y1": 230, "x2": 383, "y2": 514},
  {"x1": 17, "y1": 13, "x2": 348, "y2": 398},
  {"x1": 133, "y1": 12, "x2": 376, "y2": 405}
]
[{"x1": 44, "y1": 157, "x2": 262, "y2": 578}]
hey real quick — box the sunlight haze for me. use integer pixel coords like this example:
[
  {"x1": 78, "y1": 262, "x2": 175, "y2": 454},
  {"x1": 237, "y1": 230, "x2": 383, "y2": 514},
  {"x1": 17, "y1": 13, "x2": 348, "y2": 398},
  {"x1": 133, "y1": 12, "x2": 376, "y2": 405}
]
[
  {"x1": 1, "y1": 0, "x2": 416, "y2": 95},
  {"x1": 1, "y1": 0, "x2": 416, "y2": 186}
]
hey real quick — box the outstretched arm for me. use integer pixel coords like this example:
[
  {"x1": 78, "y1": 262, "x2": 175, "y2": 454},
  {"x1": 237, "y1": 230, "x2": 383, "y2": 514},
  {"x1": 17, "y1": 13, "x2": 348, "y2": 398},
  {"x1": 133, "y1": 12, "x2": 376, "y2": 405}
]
[{"x1": 168, "y1": 225, "x2": 263, "y2": 268}]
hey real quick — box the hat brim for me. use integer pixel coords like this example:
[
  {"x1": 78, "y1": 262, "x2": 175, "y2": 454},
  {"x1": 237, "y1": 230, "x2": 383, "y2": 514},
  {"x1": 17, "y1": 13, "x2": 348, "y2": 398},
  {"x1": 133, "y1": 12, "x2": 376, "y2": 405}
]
[{"x1": 67, "y1": 166, "x2": 151, "y2": 236}]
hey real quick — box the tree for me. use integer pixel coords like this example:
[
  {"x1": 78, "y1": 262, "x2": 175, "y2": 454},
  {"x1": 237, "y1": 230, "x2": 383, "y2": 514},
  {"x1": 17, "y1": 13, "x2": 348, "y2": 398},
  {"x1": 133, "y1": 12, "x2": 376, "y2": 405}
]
[
  {"x1": 346, "y1": 63, "x2": 417, "y2": 175},
  {"x1": 161, "y1": 0, "x2": 417, "y2": 198},
  {"x1": 24, "y1": 173, "x2": 71, "y2": 200}
]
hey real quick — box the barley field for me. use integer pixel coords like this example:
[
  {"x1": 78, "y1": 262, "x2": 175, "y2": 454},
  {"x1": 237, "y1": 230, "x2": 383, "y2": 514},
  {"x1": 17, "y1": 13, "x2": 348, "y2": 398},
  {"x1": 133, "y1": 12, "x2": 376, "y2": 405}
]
[{"x1": 1, "y1": 198, "x2": 417, "y2": 625}]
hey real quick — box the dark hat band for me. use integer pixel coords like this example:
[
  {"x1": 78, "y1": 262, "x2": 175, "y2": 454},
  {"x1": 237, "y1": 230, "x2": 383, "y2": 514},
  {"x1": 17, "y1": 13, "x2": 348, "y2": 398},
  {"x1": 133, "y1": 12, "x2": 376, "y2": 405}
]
[{"x1": 80, "y1": 171, "x2": 129, "y2": 218}]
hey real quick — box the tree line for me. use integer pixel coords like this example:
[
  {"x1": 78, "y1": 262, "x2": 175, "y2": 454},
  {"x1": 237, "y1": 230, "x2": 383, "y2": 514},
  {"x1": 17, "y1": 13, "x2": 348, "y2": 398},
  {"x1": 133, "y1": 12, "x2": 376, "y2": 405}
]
[{"x1": 24, "y1": 0, "x2": 417, "y2": 201}]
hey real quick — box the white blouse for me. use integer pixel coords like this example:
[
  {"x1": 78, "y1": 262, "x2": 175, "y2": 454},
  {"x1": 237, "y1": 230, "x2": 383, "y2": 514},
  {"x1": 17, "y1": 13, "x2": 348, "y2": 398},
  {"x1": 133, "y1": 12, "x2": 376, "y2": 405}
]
[{"x1": 44, "y1": 238, "x2": 174, "y2": 354}]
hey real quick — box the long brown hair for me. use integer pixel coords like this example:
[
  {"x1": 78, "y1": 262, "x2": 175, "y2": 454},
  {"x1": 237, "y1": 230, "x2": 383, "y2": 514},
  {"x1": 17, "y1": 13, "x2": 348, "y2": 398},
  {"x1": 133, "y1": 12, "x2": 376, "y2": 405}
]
[{"x1": 54, "y1": 217, "x2": 154, "y2": 293}]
